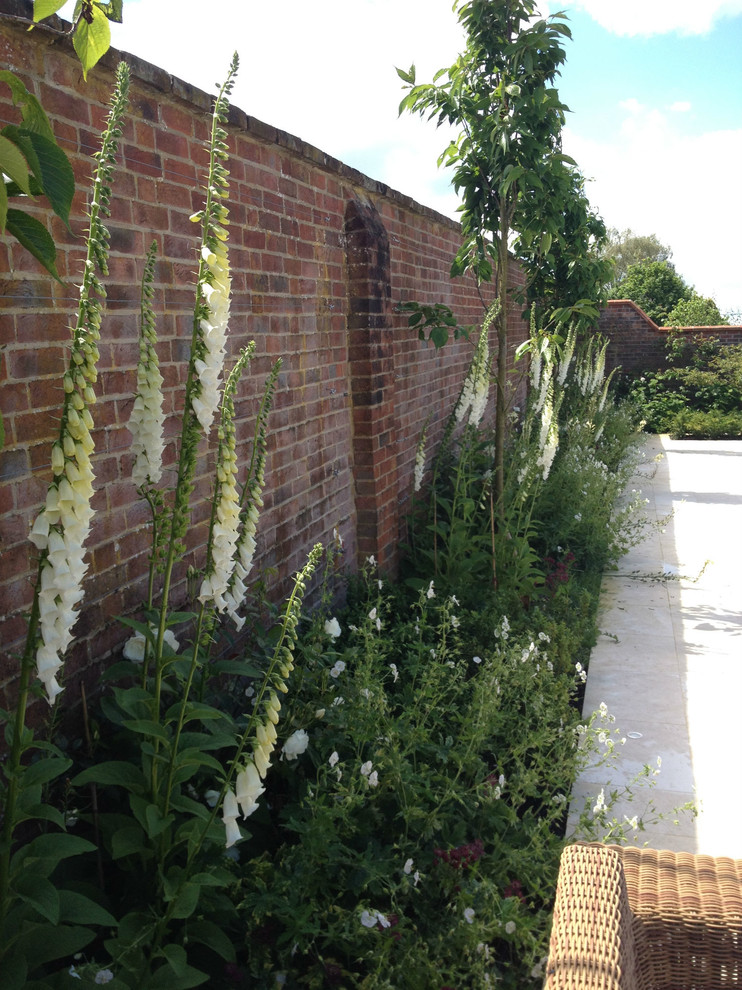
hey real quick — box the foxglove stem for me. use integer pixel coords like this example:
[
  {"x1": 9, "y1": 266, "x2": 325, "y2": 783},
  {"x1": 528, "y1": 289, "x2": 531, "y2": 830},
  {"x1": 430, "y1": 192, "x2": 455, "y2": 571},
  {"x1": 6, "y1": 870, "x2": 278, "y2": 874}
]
[
  {"x1": 1, "y1": 60, "x2": 130, "y2": 934},
  {"x1": 222, "y1": 358, "x2": 281, "y2": 629},
  {"x1": 130, "y1": 241, "x2": 164, "y2": 486},
  {"x1": 199, "y1": 344, "x2": 255, "y2": 614},
  {"x1": 150, "y1": 55, "x2": 239, "y2": 758},
  {"x1": 26, "y1": 61, "x2": 130, "y2": 705}
]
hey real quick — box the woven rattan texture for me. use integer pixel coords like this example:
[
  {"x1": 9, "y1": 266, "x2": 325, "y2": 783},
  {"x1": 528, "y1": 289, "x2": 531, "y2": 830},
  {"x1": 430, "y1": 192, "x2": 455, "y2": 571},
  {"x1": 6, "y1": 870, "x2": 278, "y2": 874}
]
[{"x1": 544, "y1": 843, "x2": 742, "y2": 990}]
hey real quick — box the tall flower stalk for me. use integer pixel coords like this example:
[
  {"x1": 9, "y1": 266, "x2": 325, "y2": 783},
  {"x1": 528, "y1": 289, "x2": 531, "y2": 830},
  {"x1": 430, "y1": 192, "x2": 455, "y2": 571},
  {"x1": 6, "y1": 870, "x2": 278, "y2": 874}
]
[
  {"x1": 0, "y1": 59, "x2": 130, "y2": 941},
  {"x1": 147, "y1": 53, "x2": 239, "y2": 724}
]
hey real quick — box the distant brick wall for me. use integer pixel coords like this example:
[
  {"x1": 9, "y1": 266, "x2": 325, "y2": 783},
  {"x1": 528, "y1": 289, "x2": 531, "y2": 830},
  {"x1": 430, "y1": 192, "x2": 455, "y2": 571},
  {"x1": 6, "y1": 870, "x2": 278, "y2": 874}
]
[
  {"x1": 598, "y1": 300, "x2": 742, "y2": 375},
  {"x1": 0, "y1": 2, "x2": 528, "y2": 707}
]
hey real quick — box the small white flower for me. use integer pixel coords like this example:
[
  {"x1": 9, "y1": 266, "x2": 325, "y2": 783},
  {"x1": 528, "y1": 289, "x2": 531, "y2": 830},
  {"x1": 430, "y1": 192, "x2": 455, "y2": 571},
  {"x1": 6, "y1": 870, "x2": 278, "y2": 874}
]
[
  {"x1": 324, "y1": 616, "x2": 342, "y2": 639},
  {"x1": 332, "y1": 696, "x2": 344, "y2": 706},
  {"x1": 574, "y1": 513, "x2": 582, "y2": 521},
  {"x1": 472, "y1": 655, "x2": 482, "y2": 664},
  {"x1": 389, "y1": 663, "x2": 399, "y2": 682},
  {"x1": 329, "y1": 751, "x2": 339, "y2": 768},
  {"x1": 593, "y1": 788, "x2": 606, "y2": 815},
  {"x1": 204, "y1": 789, "x2": 220, "y2": 808},
  {"x1": 375, "y1": 618, "x2": 381, "y2": 632},
  {"x1": 366, "y1": 555, "x2": 376, "y2": 567},
  {"x1": 413, "y1": 870, "x2": 420, "y2": 886},
  {"x1": 360, "y1": 761, "x2": 373, "y2": 777},
  {"x1": 464, "y1": 908, "x2": 476, "y2": 924},
  {"x1": 403, "y1": 858, "x2": 414, "y2": 875},
  {"x1": 69, "y1": 967, "x2": 82, "y2": 981},
  {"x1": 94, "y1": 970, "x2": 114, "y2": 985},
  {"x1": 283, "y1": 729, "x2": 309, "y2": 761},
  {"x1": 360, "y1": 910, "x2": 377, "y2": 928},
  {"x1": 368, "y1": 607, "x2": 377, "y2": 621},
  {"x1": 361, "y1": 688, "x2": 372, "y2": 699},
  {"x1": 426, "y1": 580, "x2": 435, "y2": 599},
  {"x1": 367, "y1": 770, "x2": 379, "y2": 787},
  {"x1": 505, "y1": 920, "x2": 516, "y2": 935},
  {"x1": 450, "y1": 615, "x2": 460, "y2": 629},
  {"x1": 315, "y1": 708, "x2": 325, "y2": 719},
  {"x1": 330, "y1": 660, "x2": 346, "y2": 678}
]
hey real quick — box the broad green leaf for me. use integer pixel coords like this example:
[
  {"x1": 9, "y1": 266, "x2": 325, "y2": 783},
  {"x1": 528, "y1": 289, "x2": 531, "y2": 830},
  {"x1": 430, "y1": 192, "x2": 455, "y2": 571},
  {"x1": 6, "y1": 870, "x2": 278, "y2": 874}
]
[
  {"x1": 21, "y1": 756, "x2": 72, "y2": 788},
  {"x1": 161, "y1": 943, "x2": 188, "y2": 976},
  {"x1": 111, "y1": 824, "x2": 148, "y2": 860},
  {"x1": 0, "y1": 70, "x2": 54, "y2": 140},
  {"x1": 58, "y1": 889, "x2": 118, "y2": 927},
  {"x1": 13, "y1": 832, "x2": 95, "y2": 872},
  {"x1": 121, "y1": 718, "x2": 172, "y2": 743},
  {"x1": 149, "y1": 961, "x2": 209, "y2": 989},
  {"x1": 168, "y1": 881, "x2": 200, "y2": 920},
  {"x1": 0, "y1": 951, "x2": 27, "y2": 990},
  {"x1": 186, "y1": 919, "x2": 236, "y2": 962},
  {"x1": 11, "y1": 923, "x2": 95, "y2": 967},
  {"x1": 0, "y1": 135, "x2": 32, "y2": 196},
  {"x1": 430, "y1": 326, "x2": 449, "y2": 349},
  {"x1": 4, "y1": 208, "x2": 59, "y2": 280},
  {"x1": 209, "y1": 659, "x2": 263, "y2": 677},
  {"x1": 73, "y1": 7, "x2": 112, "y2": 79},
  {"x1": 13, "y1": 874, "x2": 60, "y2": 924},
  {"x1": 117, "y1": 615, "x2": 155, "y2": 638},
  {"x1": 72, "y1": 760, "x2": 147, "y2": 791},
  {"x1": 144, "y1": 803, "x2": 174, "y2": 839},
  {"x1": 33, "y1": 0, "x2": 68, "y2": 21},
  {"x1": 4, "y1": 128, "x2": 75, "y2": 228},
  {"x1": 16, "y1": 802, "x2": 66, "y2": 828}
]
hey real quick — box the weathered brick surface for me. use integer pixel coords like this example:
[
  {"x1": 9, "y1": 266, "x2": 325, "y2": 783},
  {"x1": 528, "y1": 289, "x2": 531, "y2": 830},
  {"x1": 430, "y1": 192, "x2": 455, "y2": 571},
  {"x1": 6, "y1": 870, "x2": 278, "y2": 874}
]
[
  {"x1": 599, "y1": 300, "x2": 742, "y2": 375},
  {"x1": 0, "y1": 3, "x2": 530, "y2": 706}
]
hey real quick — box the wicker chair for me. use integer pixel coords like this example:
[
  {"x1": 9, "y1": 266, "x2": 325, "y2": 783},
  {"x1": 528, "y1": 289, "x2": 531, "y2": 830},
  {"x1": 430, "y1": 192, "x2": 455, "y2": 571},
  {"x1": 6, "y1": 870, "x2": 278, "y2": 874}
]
[{"x1": 543, "y1": 842, "x2": 742, "y2": 989}]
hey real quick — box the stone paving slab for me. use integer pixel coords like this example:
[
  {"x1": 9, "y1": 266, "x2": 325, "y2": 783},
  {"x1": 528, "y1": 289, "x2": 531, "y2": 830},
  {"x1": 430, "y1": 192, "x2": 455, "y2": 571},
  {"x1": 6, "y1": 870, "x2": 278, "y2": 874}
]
[{"x1": 568, "y1": 436, "x2": 742, "y2": 857}]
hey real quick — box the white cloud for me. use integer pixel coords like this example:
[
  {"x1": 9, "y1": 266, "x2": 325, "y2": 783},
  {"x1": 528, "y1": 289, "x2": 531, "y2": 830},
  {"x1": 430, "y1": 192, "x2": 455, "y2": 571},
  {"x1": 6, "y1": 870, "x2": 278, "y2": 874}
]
[
  {"x1": 670, "y1": 101, "x2": 693, "y2": 113},
  {"x1": 564, "y1": 103, "x2": 742, "y2": 311},
  {"x1": 568, "y1": 0, "x2": 742, "y2": 37}
]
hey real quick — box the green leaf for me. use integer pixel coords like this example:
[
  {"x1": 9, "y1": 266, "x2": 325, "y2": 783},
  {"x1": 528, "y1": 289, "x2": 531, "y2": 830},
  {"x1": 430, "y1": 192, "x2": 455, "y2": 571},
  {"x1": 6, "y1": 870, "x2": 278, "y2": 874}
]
[
  {"x1": 33, "y1": 0, "x2": 68, "y2": 21},
  {"x1": 72, "y1": 760, "x2": 147, "y2": 792},
  {"x1": 16, "y1": 802, "x2": 66, "y2": 828},
  {"x1": 168, "y1": 882, "x2": 200, "y2": 920},
  {"x1": 3, "y1": 127, "x2": 75, "y2": 228},
  {"x1": 121, "y1": 718, "x2": 172, "y2": 743},
  {"x1": 149, "y1": 961, "x2": 209, "y2": 989},
  {"x1": 0, "y1": 70, "x2": 55, "y2": 140},
  {"x1": 11, "y1": 923, "x2": 95, "y2": 967},
  {"x1": 58, "y1": 889, "x2": 118, "y2": 927},
  {"x1": 117, "y1": 615, "x2": 155, "y2": 638},
  {"x1": 13, "y1": 874, "x2": 60, "y2": 924},
  {"x1": 21, "y1": 756, "x2": 72, "y2": 788},
  {"x1": 4, "y1": 208, "x2": 59, "y2": 280},
  {"x1": 144, "y1": 803, "x2": 174, "y2": 839},
  {"x1": 13, "y1": 832, "x2": 95, "y2": 872},
  {"x1": 73, "y1": 7, "x2": 112, "y2": 79},
  {"x1": 161, "y1": 943, "x2": 188, "y2": 976},
  {"x1": 0, "y1": 952, "x2": 27, "y2": 990},
  {"x1": 186, "y1": 919, "x2": 236, "y2": 962},
  {"x1": 173, "y1": 748, "x2": 225, "y2": 774},
  {"x1": 0, "y1": 135, "x2": 32, "y2": 196},
  {"x1": 430, "y1": 326, "x2": 449, "y2": 349},
  {"x1": 111, "y1": 824, "x2": 148, "y2": 860}
]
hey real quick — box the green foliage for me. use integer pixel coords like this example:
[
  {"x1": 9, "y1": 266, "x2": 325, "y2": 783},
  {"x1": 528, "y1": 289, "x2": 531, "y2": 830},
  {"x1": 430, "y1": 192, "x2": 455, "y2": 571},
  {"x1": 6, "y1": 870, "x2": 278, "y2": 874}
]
[
  {"x1": 609, "y1": 260, "x2": 691, "y2": 325},
  {"x1": 396, "y1": 300, "x2": 472, "y2": 349},
  {"x1": 34, "y1": 0, "x2": 124, "y2": 79},
  {"x1": 628, "y1": 336, "x2": 742, "y2": 434},
  {"x1": 602, "y1": 228, "x2": 672, "y2": 286},
  {"x1": 666, "y1": 293, "x2": 728, "y2": 328},
  {"x1": 0, "y1": 70, "x2": 75, "y2": 280}
]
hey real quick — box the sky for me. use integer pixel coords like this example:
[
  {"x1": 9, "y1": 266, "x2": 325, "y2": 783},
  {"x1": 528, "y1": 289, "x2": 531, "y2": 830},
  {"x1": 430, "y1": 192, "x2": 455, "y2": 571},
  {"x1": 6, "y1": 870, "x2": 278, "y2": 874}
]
[{"x1": 59, "y1": 0, "x2": 742, "y2": 314}]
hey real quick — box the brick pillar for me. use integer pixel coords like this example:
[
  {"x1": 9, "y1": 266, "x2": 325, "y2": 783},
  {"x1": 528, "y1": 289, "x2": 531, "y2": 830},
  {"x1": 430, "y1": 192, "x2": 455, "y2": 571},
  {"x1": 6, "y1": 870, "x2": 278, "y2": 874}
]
[{"x1": 344, "y1": 198, "x2": 399, "y2": 571}]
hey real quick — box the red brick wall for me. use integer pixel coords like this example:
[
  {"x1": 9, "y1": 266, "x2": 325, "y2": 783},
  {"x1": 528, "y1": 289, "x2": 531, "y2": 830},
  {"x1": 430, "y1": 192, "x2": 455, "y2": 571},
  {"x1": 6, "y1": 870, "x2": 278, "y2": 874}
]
[
  {"x1": 0, "y1": 4, "x2": 529, "y2": 706},
  {"x1": 599, "y1": 300, "x2": 742, "y2": 375}
]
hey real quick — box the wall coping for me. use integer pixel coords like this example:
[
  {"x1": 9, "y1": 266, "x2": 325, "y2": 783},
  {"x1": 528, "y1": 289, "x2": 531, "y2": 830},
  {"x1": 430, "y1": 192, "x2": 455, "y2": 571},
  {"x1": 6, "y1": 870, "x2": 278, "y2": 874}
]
[
  {"x1": 604, "y1": 299, "x2": 737, "y2": 334},
  {"x1": 0, "y1": 0, "x2": 461, "y2": 234}
]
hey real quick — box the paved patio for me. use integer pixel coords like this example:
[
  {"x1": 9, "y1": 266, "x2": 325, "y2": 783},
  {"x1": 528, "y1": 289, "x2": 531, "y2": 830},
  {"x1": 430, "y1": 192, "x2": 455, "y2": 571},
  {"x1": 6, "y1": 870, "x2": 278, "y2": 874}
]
[{"x1": 569, "y1": 435, "x2": 742, "y2": 856}]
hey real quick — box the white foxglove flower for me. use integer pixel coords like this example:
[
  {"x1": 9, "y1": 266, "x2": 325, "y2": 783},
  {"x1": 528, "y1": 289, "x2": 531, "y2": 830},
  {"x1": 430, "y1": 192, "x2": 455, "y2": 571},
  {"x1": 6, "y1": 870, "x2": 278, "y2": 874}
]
[
  {"x1": 324, "y1": 617, "x2": 341, "y2": 639},
  {"x1": 414, "y1": 430, "x2": 427, "y2": 492},
  {"x1": 235, "y1": 760, "x2": 265, "y2": 818},
  {"x1": 282, "y1": 729, "x2": 309, "y2": 761},
  {"x1": 222, "y1": 788, "x2": 242, "y2": 848}
]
